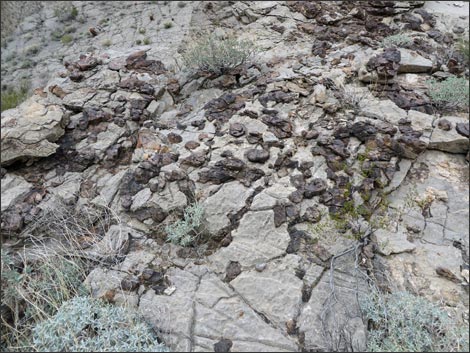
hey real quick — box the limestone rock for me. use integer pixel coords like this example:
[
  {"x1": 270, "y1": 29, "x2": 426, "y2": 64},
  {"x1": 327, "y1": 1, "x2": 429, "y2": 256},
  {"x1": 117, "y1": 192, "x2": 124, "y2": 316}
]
[
  {"x1": 84, "y1": 267, "x2": 127, "y2": 299},
  {"x1": 209, "y1": 210, "x2": 290, "y2": 272},
  {"x1": 86, "y1": 224, "x2": 131, "y2": 261},
  {"x1": 1, "y1": 99, "x2": 65, "y2": 165},
  {"x1": 231, "y1": 255, "x2": 304, "y2": 332},
  {"x1": 429, "y1": 116, "x2": 470, "y2": 154},
  {"x1": 139, "y1": 266, "x2": 297, "y2": 352},
  {"x1": 298, "y1": 270, "x2": 367, "y2": 351},
  {"x1": 202, "y1": 181, "x2": 253, "y2": 235},
  {"x1": 375, "y1": 228, "x2": 417, "y2": 256},
  {"x1": 0, "y1": 174, "x2": 32, "y2": 212},
  {"x1": 398, "y1": 49, "x2": 433, "y2": 73}
]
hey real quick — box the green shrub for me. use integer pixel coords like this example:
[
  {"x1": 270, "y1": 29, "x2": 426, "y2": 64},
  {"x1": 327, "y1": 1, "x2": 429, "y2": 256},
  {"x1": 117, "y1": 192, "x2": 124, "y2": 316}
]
[
  {"x1": 136, "y1": 39, "x2": 142, "y2": 45},
  {"x1": 32, "y1": 296, "x2": 169, "y2": 352},
  {"x1": 70, "y1": 5, "x2": 78, "y2": 19},
  {"x1": 1, "y1": 82, "x2": 29, "y2": 112},
  {"x1": 182, "y1": 33, "x2": 256, "y2": 76},
  {"x1": 360, "y1": 291, "x2": 469, "y2": 352},
  {"x1": 164, "y1": 21, "x2": 173, "y2": 29},
  {"x1": 427, "y1": 76, "x2": 469, "y2": 111},
  {"x1": 143, "y1": 37, "x2": 151, "y2": 45},
  {"x1": 381, "y1": 33, "x2": 412, "y2": 48},
  {"x1": 166, "y1": 203, "x2": 205, "y2": 246},
  {"x1": 178, "y1": 1, "x2": 186, "y2": 8},
  {"x1": 61, "y1": 34, "x2": 73, "y2": 44},
  {"x1": 139, "y1": 28, "x2": 146, "y2": 34}
]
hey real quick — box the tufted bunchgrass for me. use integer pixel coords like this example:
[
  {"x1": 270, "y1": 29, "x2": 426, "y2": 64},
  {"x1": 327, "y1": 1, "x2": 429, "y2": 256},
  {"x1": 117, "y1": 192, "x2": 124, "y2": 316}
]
[
  {"x1": 0, "y1": 201, "x2": 120, "y2": 351},
  {"x1": 32, "y1": 296, "x2": 169, "y2": 352},
  {"x1": 165, "y1": 202, "x2": 205, "y2": 246},
  {"x1": 181, "y1": 32, "x2": 257, "y2": 76},
  {"x1": 1, "y1": 248, "x2": 89, "y2": 351},
  {"x1": 360, "y1": 290, "x2": 469, "y2": 352}
]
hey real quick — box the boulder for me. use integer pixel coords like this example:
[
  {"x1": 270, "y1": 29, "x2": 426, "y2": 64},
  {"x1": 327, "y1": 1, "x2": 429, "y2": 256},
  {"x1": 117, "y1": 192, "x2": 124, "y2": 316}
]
[
  {"x1": 1, "y1": 98, "x2": 65, "y2": 165},
  {"x1": 398, "y1": 49, "x2": 433, "y2": 73},
  {"x1": 429, "y1": 116, "x2": 470, "y2": 154},
  {"x1": 0, "y1": 174, "x2": 32, "y2": 211}
]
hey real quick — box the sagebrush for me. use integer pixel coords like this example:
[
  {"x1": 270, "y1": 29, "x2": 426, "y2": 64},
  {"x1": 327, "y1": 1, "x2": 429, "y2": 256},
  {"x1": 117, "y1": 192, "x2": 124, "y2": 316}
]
[
  {"x1": 32, "y1": 296, "x2": 168, "y2": 352},
  {"x1": 360, "y1": 290, "x2": 469, "y2": 352},
  {"x1": 181, "y1": 33, "x2": 256, "y2": 76},
  {"x1": 165, "y1": 202, "x2": 205, "y2": 246},
  {"x1": 427, "y1": 76, "x2": 469, "y2": 112},
  {"x1": 381, "y1": 34, "x2": 412, "y2": 48}
]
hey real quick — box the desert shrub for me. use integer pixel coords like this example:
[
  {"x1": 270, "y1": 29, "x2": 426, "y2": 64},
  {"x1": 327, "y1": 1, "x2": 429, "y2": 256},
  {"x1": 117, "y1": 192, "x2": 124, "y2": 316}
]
[
  {"x1": 61, "y1": 34, "x2": 73, "y2": 44},
  {"x1": 381, "y1": 33, "x2": 412, "y2": 48},
  {"x1": 336, "y1": 85, "x2": 370, "y2": 113},
  {"x1": 1, "y1": 201, "x2": 119, "y2": 351},
  {"x1": 25, "y1": 45, "x2": 39, "y2": 55},
  {"x1": 427, "y1": 76, "x2": 469, "y2": 112},
  {"x1": 166, "y1": 202, "x2": 205, "y2": 246},
  {"x1": 20, "y1": 59, "x2": 34, "y2": 69},
  {"x1": 54, "y1": 4, "x2": 78, "y2": 22},
  {"x1": 360, "y1": 291, "x2": 469, "y2": 352},
  {"x1": 1, "y1": 82, "x2": 29, "y2": 112},
  {"x1": 102, "y1": 39, "x2": 112, "y2": 47},
  {"x1": 32, "y1": 296, "x2": 168, "y2": 352},
  {"x1": 182, "y1": 33, "x2": 256, "y2": 76}
]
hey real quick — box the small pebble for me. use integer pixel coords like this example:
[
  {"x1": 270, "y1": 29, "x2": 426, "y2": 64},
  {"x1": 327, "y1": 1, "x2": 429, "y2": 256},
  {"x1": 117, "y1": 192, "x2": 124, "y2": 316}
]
[{"x1": 255, "y1": 263, "x2": 267, "y2": 272}]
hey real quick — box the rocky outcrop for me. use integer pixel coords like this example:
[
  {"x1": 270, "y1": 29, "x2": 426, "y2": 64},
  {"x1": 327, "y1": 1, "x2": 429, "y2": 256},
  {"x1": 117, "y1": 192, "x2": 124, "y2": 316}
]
[{"x1": 1, "y1": 1, "x2": 469, "y2": 352}]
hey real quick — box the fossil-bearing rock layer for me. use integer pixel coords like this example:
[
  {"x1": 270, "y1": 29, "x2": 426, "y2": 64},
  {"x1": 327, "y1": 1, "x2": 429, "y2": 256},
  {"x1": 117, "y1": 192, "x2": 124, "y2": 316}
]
[{"x1": 1, "y1": 1, "x2": 469, "y2": 351}]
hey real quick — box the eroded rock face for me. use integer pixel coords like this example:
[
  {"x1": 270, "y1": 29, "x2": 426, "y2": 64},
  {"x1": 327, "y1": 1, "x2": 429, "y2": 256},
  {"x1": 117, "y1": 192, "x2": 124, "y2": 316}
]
[
  {"x1": 202, "y1": 181, "x2": 253, "y2": 235},
  {"x1": 1, "y1": 1, "x2": 469, "y2": 352},
  {"x1": 231, "y1": 255, "x2": 304, "y2": 333},
  {"x1": 1, "y1": 98, "x2": 65, "y2": 165},
  {"x1": 139, "y1": 266, "x2": 298, "y2": 352},
  {"x1": 209, "y1": 210, "x2": 290, "y2": 272}
]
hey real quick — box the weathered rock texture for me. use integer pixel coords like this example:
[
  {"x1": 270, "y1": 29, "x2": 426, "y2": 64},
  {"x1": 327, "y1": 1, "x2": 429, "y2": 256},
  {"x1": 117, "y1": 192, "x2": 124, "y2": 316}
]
[{"x1": 1, "y1": 1, "x2": 469, "y2": 352}]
